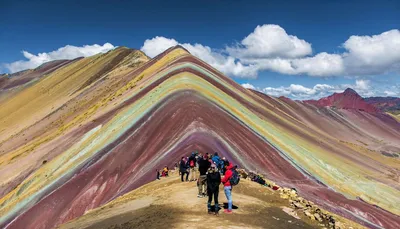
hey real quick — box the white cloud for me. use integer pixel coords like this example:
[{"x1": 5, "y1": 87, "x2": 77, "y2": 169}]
[
  {"x1": 261, "y1": 83, "x2": 336, "y2": 99},
  {"x1": 247, "y1": 80, "x2": 379, "y2": 99},
  {"x1": 343, "y1": 29, "x2": 400, "y2": 75},
  {"x1": 4, "y1": 25, "x2": 400, "y2": 80},
  {"x1": 235, "y1": 28, "x2": 400, "y2": 78},
  {"x1": 241, "y1": 83, "x2": 256, "y2": 90},
  {"x1": 384, "y1": 91, "x2": 399, "y2": 96},
  {"x1": 4, "y1": 43, "x2": 115, "y2": 73},
  {"x1": 354, "y1": 79, "x2": 371, "y2": 91},
  {"x1": 141, "y1": 36, "x2": 179, "y2": 58},
  {"x1": 140, "y1": 37, "x2": 258, "y2": 78},
  {"x1": 139, "y1": 26, "x2": 400, "y2": 79},
  {"x1": 227, "y1": 24, "x2": 312, "y2": 59},
  {"x1": 248, "y1": 52, "x2": 344, "y2": 77}
]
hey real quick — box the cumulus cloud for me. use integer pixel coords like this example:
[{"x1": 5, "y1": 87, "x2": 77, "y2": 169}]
[
  {"x1": 6, "y1": 25, "x2": 398, "y2": 80},
  {"x1": 141, "y1": 36, "x2": 179, "y2": 58},
  {"x1": 343, "y1": 29, "x2": 400, "y2": 75},
  {"x1": 141, "y1": 37, "x2": 258, "y2": 78},
  {"x1": 227, "y1": 24, "x2": 312, "y2": 59},
  {"x1": 234, "y1": 27, "x2": 400, "y2": 77},
  {"x1": 241, "y1": 83, "x2": 256, "y2": 90},
  {"x1": 3, "y1": 43, "x2": 115, "y2": 73},
  {"x1": 384, "y1": 90, "x2": 399, "y2": 97},
  {"x1": 242, "y1": 79, "x2": 380, "y2": 99},
  {"x1": 247, "y1": 52, "x2": 344, "y2": 77},
  {"x1": 141, "y1": 25, "x2": 400, "y2": 79},
  {"x1": 262, "y1": 83, "x2": 336, "y2": 99}
]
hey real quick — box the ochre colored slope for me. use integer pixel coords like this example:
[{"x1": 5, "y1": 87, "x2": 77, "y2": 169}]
[
  {"x1": 387, "y1": 113, "x2": 400, "y2": 122},
  {"x1": 0, "y1": 46, "x2": 399, "y2": 229}
]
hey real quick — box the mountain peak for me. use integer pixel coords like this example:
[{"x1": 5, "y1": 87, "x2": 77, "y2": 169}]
[
  {"x1": 304, "y1": 88, "x2": 378, "y2": 113},
  {"x1": 343, "y1": 88, "x2": 358, "y2": 95}
]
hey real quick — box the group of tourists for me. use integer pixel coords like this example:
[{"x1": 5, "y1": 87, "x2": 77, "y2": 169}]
[{"x1": 177, "y1": 151, "x2": 240, "y2": 215}]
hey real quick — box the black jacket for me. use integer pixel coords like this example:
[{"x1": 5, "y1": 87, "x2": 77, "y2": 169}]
[
  {"x1": 198, "y1": 158, "x2": 211, "y2": 175},
  {"x1": 207, "y1": 171, "x2": 221, "y2": 192},
  {"x1": 179, "y1": 159, "x2": 188, "y2": 172},
  {"x1": 188, "y1": 156, "x2": 196, "y2": 168}
]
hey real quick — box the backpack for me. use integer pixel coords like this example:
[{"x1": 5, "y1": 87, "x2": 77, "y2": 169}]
[
  {"x1": 229, "y1": 168, "x2": 240, "y2": 186},
  {"x1": 219, "y1": 160, "x2": 224, "y2": 169},
  {"x1": 190, "y1": 160, "x2": 194, "y2": 167},
  {"x1": 212, "y1": 156, "x2": 220, "y2": 166}
]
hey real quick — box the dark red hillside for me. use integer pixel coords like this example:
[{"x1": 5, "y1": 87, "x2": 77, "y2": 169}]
[{"x1": 304, "y1": 88, "x2": 379, "y2": 113}]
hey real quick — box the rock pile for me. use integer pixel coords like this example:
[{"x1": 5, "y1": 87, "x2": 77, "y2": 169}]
[
  {"x1": 240, "y1": 170, "x2": 345, "y2": 229},
  {"x1": 279, "y1": 187, "x2": 338, "y2": 228}
]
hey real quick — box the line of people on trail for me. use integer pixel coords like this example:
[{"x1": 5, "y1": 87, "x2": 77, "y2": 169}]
[{"x1": 178, "y1": 152, "x2": 240, "y2": 215}]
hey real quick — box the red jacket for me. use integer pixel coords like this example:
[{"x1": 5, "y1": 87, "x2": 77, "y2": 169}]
[{"x1": 221, "y1": 163, "x2": 233, "y2": 187}]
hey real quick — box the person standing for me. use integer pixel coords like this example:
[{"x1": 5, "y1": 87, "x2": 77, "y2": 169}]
[
  {"x1": 174, "y1": 162, "x2": 178, "y2": 174},
  {"x1": 179, "y1": 157, "x2": 189, "y2": 182},
  {"x1": 156, "y1": 169, "x2": 160, "y2": 180},
  {"x1": 207, "y1": 163, "x2": 221, "y2": 214},
  {"x1": 188, "y1": 152, "x2": 197, "y2": 181},
  {"x1": 221, "y1": 161, "x2": 234, "y2": 214},
  {"x1": 198, "y1": 154, "x2": 211, "y2": 197}
]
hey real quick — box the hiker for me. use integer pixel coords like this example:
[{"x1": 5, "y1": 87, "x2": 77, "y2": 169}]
[
  {"x1": 198, "y1": 154, "x2": 211, "y2": 197},
  {"x1": 163, "y1": 166, "x2": 169, "y2": 177},
  {"x1": 156, "y1": 169, "x2": 160, "y2": 180},
  {"x1": 221, "y1": 157, "x2": 227, "y2": 174},
  {"x1": 188, "y1": 152, "x2": 197, "y2": 181},
  {"x1": 212, "y1": 152, "x2": 220, "y2": 166},
  {"x1": 195, "y1": 153, "x2": 201, "y2": 180},
  {"x1": 221, "y1": 160, "x2": 234, "y2": 214},
  {"x1": 180, "y1": 157, "x2": 189, "y2": 182},
  {"x1": 207, "y1": 163, "x2": 221, "y2": 214}
]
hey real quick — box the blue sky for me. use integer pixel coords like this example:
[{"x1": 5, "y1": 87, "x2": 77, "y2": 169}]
[{"x1": 1, "y1": 0, "x2": 399, "y2": 99}]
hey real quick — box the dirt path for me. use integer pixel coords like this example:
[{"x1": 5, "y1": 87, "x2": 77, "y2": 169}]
[{"x1": 59, "y1": 173, "x2": 324, "y2": 229}]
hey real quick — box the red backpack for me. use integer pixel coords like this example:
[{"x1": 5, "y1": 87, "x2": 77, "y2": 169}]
[{"x1": 190, "y1": 160, "x2": 194, "y2": 167}]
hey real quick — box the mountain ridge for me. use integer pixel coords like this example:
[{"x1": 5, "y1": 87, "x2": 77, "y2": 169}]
[
  {"x1": 0, "y1": 46, "x2": 399, "y2": 229},
  {"x1": 303, "y1": 88, "x2": 379, "y2": 113}
]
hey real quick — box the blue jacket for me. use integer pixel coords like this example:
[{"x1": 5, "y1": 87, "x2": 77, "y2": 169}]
[{"x1": 212, "y1": 155, "x2": 220, "y2": 165}]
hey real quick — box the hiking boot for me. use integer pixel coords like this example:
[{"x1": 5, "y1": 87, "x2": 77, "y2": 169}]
[
  {"x1": 214, "y1": 211, "x2": 219, "y2": 216},
  {"x1": 208, "y1": 209, "x2": 212, "y2": 214},
  {"x1": 224, "y1": 209, "x2": 233, "y2": 214},
  {"x1": 197, "y1": 194, "x2": 203, "y2": 198}
]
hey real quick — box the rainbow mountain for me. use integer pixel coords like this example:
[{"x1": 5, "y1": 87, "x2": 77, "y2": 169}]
[{"x1": 0, "y1": 46, "x2": 399, "y2": 229}]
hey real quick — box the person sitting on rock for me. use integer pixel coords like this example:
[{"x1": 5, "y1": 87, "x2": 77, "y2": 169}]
[
  {"x1": 207, "y1": 163, "x2": 221, "y2": 215},
  {"x1": 163, "y1": 166, "x2": 169, "y2": 177}
]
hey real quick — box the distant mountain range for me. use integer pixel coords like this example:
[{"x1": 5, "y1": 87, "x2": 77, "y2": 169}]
[
  {"x1": 1, "y1": 46, "x2": 399, "y2": 229},
  {"x1": 364, "y1": 96, "x2": 400, "y2": 115},
  {"x1": 303, "y1": 88, "x2": 400, "y2": 115}
]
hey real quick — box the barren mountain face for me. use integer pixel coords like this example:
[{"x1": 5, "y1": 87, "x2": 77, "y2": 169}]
[{"x1": 0, "y1": 46, "x2": 399, "y2": 229}]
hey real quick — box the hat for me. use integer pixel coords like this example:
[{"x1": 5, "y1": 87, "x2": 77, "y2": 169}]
[{"x1": 211, "y1": 163, "x2": 217, "y2": 168}]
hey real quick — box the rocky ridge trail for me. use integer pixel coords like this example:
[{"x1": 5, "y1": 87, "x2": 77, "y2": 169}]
[{"x1": 59, "y1": 172, "x2": 364, "y2": 229}]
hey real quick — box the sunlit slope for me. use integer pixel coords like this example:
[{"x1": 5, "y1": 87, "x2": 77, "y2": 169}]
[
  {"x1": 0, "y1": 46, "x2": 399, "y2": 229},
  {"x1": 0, "y1": 47, "x2": 148, "y2": 144},
  {"x1": 388, "y1": 112, "x2": 400, "y2": 122}
]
